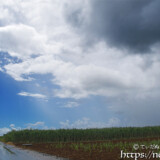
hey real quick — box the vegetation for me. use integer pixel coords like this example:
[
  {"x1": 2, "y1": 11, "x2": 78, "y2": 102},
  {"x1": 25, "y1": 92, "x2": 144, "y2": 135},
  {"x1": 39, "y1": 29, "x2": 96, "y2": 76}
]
[
  {"x1": 44, "y1": 140, "x2": 160, "y2": 152},
  {"x1": 14, "y1": 138, "x2": 160, "y2": 160},
  {"x1": 0, "y1": 136, "x2": 3, "y2": 141},
  {"x1": 2, "y1": 126, "x2": 160, "y2": 143},
  {"x1": 3, "y1": 127, "x2": 160, "y2": 160}
]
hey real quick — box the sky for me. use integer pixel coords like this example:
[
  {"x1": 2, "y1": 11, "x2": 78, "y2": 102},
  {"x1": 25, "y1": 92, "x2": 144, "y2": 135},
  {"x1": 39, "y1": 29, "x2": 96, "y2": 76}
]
[{"x1": 1, "y1": 0, "x2": 160, "y2": 135}]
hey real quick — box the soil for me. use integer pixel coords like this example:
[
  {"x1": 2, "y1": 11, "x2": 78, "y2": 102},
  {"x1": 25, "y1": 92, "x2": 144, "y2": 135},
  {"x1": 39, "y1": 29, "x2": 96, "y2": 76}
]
[{"x1": 13, "y1": 137, "x2": 160, "y2": 160}]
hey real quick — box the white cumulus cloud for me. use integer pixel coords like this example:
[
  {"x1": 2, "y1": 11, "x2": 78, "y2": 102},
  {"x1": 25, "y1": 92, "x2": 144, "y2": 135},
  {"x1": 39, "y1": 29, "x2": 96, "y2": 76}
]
[
  {"x1": 1, "y1": 0, "x2": 160, "y2": 126},
  {"x1": 25, "y1": 121, "x2": 46, "y2": 129},
  {"x1": 63, "y1": 102, "x2": 79, "y2": 108},
  {"x1": 0, "y1": 128, "x2": 11, "y2": 136},
  {"x1": 60, "y1": 117, "x2": 120, "y2": 129},
  {"x1": 18, "y1": 92, "x2": 47, "y2": 99}
]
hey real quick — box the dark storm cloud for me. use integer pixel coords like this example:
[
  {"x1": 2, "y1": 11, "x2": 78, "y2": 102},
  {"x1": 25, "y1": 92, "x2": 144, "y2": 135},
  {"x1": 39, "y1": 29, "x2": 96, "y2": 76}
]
[{"x1": 65, "y1": 0, "x2": 160, "y2": 53}]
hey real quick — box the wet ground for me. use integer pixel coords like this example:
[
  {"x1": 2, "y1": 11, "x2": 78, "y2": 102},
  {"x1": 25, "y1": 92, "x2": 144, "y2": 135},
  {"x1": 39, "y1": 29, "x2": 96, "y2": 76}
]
[{"x1": 0, "y1": 142, "x2": 68, "y2": 160}]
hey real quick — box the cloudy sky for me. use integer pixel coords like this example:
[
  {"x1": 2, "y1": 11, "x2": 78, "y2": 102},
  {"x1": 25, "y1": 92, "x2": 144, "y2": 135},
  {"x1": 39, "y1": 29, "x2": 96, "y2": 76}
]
[{"x1": 1, "y1": 0, "x2": 160, "y2": 135}]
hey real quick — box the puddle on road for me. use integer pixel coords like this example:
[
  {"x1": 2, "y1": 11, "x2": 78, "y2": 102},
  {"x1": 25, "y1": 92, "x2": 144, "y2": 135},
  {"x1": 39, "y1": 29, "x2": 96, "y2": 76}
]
[{"x1": 0, "y1": 142, "x2": 68, "y2": 160}]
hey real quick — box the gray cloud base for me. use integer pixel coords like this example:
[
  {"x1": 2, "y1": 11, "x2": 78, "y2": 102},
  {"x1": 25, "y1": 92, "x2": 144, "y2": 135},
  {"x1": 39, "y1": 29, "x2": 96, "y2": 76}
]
[{"x1": 66, "y1": 0, "x2": 160, "y2": 53}]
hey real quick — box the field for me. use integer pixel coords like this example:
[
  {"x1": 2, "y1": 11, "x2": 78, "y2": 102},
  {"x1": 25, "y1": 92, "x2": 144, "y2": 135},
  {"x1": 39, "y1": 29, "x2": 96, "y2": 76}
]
[
  {"x1": 2, "y1": 126, "x2": 160, "y2": 160},
  {"x1": 0, "y1": 136, "x2": 3, "y2": 141},
  {"x1": 13, "y1": 137, "x2": 160, "y2": 160}
]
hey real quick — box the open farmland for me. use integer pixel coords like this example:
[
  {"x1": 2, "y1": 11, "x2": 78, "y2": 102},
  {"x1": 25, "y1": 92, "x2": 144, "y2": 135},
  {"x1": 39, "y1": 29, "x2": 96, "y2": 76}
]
[
  {"x1": 1, "y1": 126, "x2": 160, "y2": 160},
  {"x1": 2, "y1": 126, "x2": 160, "y2": 143}
]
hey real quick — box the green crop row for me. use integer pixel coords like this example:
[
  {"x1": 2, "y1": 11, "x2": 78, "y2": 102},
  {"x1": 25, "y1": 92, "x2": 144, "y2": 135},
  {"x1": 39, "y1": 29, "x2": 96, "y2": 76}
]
[
  {"x1": 46, "y1": 140, "x2": 160, "y2": 153},
  {"x1": 0, "y1": 136, "x2": 4, "y2": 141},
  {"x1": 2, "y1": 126, "x2": 160, "y2": 143}
]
